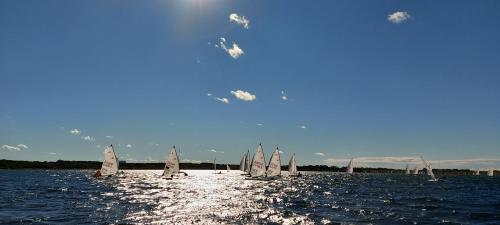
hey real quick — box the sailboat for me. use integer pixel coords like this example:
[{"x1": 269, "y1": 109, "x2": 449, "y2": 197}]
[
  {"x1": 266, "y1": 147, "x2": 281, "y2": 178},
  {"x1": 249, "y1": 144, "x2": 266, "y2": 178},
  {"x1": 239, "y1": 154, "x2": 246, "y2": 171},
  {"x1": 488, "y1": 168, "x2": 494, "y2": 177},
  {"x1": 412, "y1": 166, "x2": 419, "y2": 175},
  {"x1": 346, "y1": 158, "x2": 354, "y2": 174},
  {"x1": 420, "y1": 156, "x2": 437, "y2": 181},
  {"x1": 405, "y1": 164, "x2": 410, "y2": 175},
  {"x1": 162, "y1": 146, "x2": 182, "y2": 178},
  {"x1": 214, "y1": 158, "x2": 222, "y2": 174},
  {"x1": 474, "y1": 168, "x2": 480, "y2": 176},
  {"x1": 227, "y1": 164, "x2": 231, "y2": 172},
  {"x1": 99, "y1": 145, "x2": 119, "y2": 177},
  {"x1": 288, "y1": 154, "x2": 299, "y2": 177},
  {"x1": 245, "y1": 149, "x2": 251, "y2": 174}
]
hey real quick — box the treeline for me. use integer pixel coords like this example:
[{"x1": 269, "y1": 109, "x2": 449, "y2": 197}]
[{"x1": 0, "y1": 159, "x2": 481, "y2": 176}]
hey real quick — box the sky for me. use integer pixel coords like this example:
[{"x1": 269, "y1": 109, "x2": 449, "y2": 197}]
[{"x1": 1, "y1": 0, "x2": 500, "y2": 169}]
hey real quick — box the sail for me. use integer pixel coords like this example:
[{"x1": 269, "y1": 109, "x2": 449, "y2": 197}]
[
  {"x1": 412, "y1": 166, "x2": 419, "y2": 175},
  {"x1": 250, "y1": 144, "x2": 266, "y2": 177},
  {"x1": 245, "y1": 150, "x2": 250, "y2": 173},
  {"x1": 346, "y1": 158, "x2": 354, "y2": 174},
  {"x1": 227, "y1": 164, "x2": 230, "y2": 171},
  {"x1": 288, "y1": 154, "x2": 298, "y2": 176},
  {"x1": 267, "y1": 148, "x2": 281, "y2": 177},
  {"x1": 163, "y1": 146, "x2": 180, "y2": 177},
  {"x1": 239, "y1": 155, "x2": 246, "y2": 171},
  {"x1": 405, "y1": 164, "x2": 410, "y2": 175},
  {"x1": 474, "y1": 169, "x2": 480, "y2": 176},
  {"x1": 488, "y1": 169, "x2": 494, "y2": 176},
  {"x1": 100, "y1": 145, "x2": 119, "y2": 176},
  {"x1": 420, "y1": 156, "x2": 436, "y2": 180}
]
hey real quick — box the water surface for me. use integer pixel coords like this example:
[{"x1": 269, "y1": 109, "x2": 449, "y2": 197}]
[{"x1": 0, "y1": 170, "x2": 499, "y2": 224}]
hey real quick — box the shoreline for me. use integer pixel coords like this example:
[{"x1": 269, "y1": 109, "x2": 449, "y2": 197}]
[{"x1": 0, "y1": 159, "x2": 485, "y2": 175}]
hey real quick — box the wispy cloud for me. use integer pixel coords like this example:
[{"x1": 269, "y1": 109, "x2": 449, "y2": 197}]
[
  {"x1": 231, "y1": 90, "x2": 256, "y2": 101},
  {"x1": 256, "y1": 123, "x2": 263, "y2": 126},
  {"x1": 299, "y1": 125, "x2": 307, "y2": 129},
  {"x1": 17, "y1": 144, "x2": 28, "y2": 149},
  {"x1": 315, "y1": 152, "x2": 325, "y2": 156},
  {"x1": 323, "y1": 157, "x2": 500, "y2": 169},
  {"x1": 126, "y1": 144, "x2": 132, "y2": 148},
  {"x1": 207, "y1": 93, "x2": 212, "y2": 97},
  {"x1": 1, "y1": 145, "x2": 21, "y2": 151},
  {"x1": 219, "y1": 37, "x2": 244, "y2": 59},
  {"x1": 70, "y1": 129, "x2": 81, "y2": 135},
  {"x1": 81, "y1": 136, "x2": 95, "y2": 142},
  {"x1": 47, "y1": 152, "x2": 57, "y2": 155},
  {"x1": 208, "y1": 149, "x2": 217, "y2": 153},
  {"x1": 281, "y1": 91, "x2": 288, "y2": 101},
  {"x1": 388, "y1": 11, "x2": 411, "y2": 24},
  {"x1": 105, "y1": 136, "x2": 113, "y2": 139},
  {"x1": 229, "y1": 13, "x2": 250, "y2": 29},
  {"x1": 184, "y1": 159, "x2": 202, "y2": 164},
  {"x1": 216, "y1": 97, "x2": 229, "y2": 104}
]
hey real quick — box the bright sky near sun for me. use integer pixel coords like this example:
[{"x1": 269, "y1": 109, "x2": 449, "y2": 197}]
[{"x1": 1, "y1": 0, "x2": 500, "y2": 169}]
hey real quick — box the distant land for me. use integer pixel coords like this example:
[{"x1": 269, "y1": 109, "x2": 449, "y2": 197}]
[{"x1": 0, "y1": 159, "x2": 490, "y2": 176}]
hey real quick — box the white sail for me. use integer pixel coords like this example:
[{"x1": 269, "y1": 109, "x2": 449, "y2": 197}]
[
  {"x1": 163, "y1": 146, "x2": 180, "y2": 177},
  {"x1": 420, "y1": 156, "x2": 436, "y2": 180},
  {"x1": 288, "y1": 154, "x2": 298, "y2": 176},
  {"x1": 346, "y1": 158, "x2": 354, "y2": 174},
  {"x1": 227, "y1": 164, "x2": 230, "y2": 171},
  {"x1": 245, "y1": 150, "x2": 250, "y2": 173},
  {"x1": 100, "y1": 145, "x2": 119, "y2": 176},
  {"x1": 267, "y1": 147, "x2": 281, "y2": 177},
  {"x1": 239, "y1": 155, "x2": 246, "y2": 171},
  {"x1": 474, "y1": 169, "x2": 480, "y2": 176},
  {"x1": 488, "y1": 168, "x2": 494, "y2": 177},
  {"x1": 405, "y1": 164, "x2": 410, "y2": 175},
  {"x1": 412, "y1": 166, "x2": 419, "y2": 175},
  {"x1": 250, "y1": 144, "x2": 266, "y2": 177}
]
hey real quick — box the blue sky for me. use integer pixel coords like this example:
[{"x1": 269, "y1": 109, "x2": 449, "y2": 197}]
[{"x1": 1, "y1": 0, "x2": 500, "y2": 169}]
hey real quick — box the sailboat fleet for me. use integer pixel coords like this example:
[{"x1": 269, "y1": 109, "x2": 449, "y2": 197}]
[{"x1": 93, "y1": 144, "x2": 496, "y2": 180}]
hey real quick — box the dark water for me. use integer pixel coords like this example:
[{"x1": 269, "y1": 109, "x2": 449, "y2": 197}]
[{"x1": 0, "y1": 170, "x2": 499, "y2": 225}]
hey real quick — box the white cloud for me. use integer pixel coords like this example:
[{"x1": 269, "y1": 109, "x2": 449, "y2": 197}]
[
  {"x1": 126, "y1": 144, "x2": 132, "y2": 148},
  {"x1": 70, "y1": 129, "x2": 81, "y2": 135},
  {"x1": 207, "y1": 93, "x2": 212, "y2": 97},
  {"x1": 281, "y1": 90, "x2": 288, "y2": 101},
  {"x1": 1, "y1": 145, "x2": 21, "y2": 151},
  {"x1": 208, "y1": 149, "x2": 217, "y2": 153},
  {"x1": 17, "y1": 144, "x2": 28, "y2": 149},
  {"x1": 184, "y1": 159, "x2": 202, "y2": 164},
  {"x1": 256, "y1": 123, "x2": 263, "y2": 126},
  {"x1": 299, "y1": 125, "x2": 307, "y2": 129},
  {"x1": 48, "y1": 152, "x2": 57, "y2": 155},
  {"x1": 388, "y1": 11, "x2": 411, "y2": 24},
  {"x1": 219, "y1": 37, "x2": 244, "y2": 59},
  {"x1": 82, "y1": 136, "x2": 95, "y2": 142},
  {"x1": 216, "y1": 97, "x2": 230, "y2": 104},
  {"x1": 323, "y1": 157, "x2": 500, "y2": 169},
  {"x1": 231, "y1": 90, "x2": 256, "y2": 101},
  {"x1": 229, "y1": 13, "x2": 250, "y2": 29},
  {"x1": 315, "y1": 152, "x2": 325, "y2": 156},
  {"x1": 105, "y1": 136, "x2": 113, "y2": 139}
]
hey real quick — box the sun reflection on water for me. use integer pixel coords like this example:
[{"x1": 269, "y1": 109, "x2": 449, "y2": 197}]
[{"x1": 97, "y1": 170, "x2": 311, "y2": 224}]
